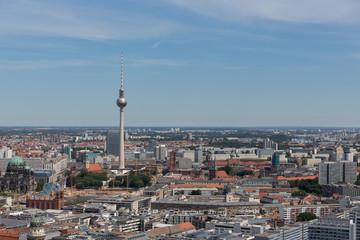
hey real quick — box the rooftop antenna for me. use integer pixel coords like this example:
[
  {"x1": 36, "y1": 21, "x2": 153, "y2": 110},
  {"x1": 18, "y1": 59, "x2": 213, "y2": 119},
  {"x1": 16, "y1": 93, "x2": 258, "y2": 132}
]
[{"x1": 121, "y1": 52, "x2": 124, "y2": 90}]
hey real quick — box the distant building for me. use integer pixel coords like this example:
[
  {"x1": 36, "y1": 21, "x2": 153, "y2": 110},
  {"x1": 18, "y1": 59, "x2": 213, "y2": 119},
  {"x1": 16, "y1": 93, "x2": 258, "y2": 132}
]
[
  {"x1": 144, "y1": 184, "x2": 169, "y2": 200},
  {"x1": 254, "y1": 224, "x2": 308, "y2": 240},
  {"x1": 194, "y1": 149, "x2": 203, "y2": 163},
  {"x1": 0, "y1": 158, "x2": 43, "y2": 172},
  {"x1": 308, "y1": 216, "x2": 356, "y2": 240},
  {"x1": 27, "y1": 215, "x2": 46, "y2": 240},
  {"x1": 26, "y1": 190, "x2": 64, "y2": 210},
  {"x1": 280, "y1": 205, "x2": 330, "y2": 222},
  {"x1": 148, "y1": 139, "x2": 157, "y2": 153},
  {"x1": 106, "y1": 130, "x2": 121, "y2": 156},
  {"x1": 319, "y1": 161, "x2": 357, "y2": 185},
  {"x1": 33, "y1": 169, "x2": 57, "y2": 184},
  {"x1": 0, "y1": 156, "x2": 36, "y2": 192},
  {"x1": 187, "y1": 133, "x2": 193, "y2": 141},
  {"x1": 0, "y1": 228, "x2": 19, "y2": 240},
  {"x1": 155, "y1": 145, "x2": 167, "y2": 161},
  {"x1": 263, "y1": 138, "x2": 278, "y2": 150}
]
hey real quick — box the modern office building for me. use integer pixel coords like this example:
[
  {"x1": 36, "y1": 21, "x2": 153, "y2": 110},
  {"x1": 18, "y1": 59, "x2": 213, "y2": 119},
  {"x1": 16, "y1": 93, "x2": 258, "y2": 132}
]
[
  {"x1": 254, "y1": 224, "x2": 308, "y2": 240},
  {"x1": 319, "y1": 161, "x2": 357, "y2": 185},
  {"x1": 349, "y1": 206, "x2": 360, "y2": 240},
  {"x1": 148, "y1": 139, "x2": 157, "y2": 153},
  {"x1": 308, "y1": 216, "x2": 356, "y2": 240},
  {"x1": 155, "y1": 145, "x2": 167, "y2": 161},
  {"x1": 194, "y1": 149, "x2": 203, "y2": 163},
  {"x1": 106, "y1": 130, "x2": 121, "y2": 156}
]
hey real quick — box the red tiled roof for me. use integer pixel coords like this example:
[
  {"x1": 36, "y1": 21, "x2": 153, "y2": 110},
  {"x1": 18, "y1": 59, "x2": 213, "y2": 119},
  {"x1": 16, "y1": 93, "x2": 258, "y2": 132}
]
[
  {"x1": 274, "y1": 174, "x2": 318, "y2": 181},
  {"x1": 87, "y1": 164, "x2": 103, "y2": 172},
  {"x1": 178, "y1": 222, "x2": 195, "y2": 231},
  {"x1": 216, "y1": 170, "x2": 230, "y2": 179}
]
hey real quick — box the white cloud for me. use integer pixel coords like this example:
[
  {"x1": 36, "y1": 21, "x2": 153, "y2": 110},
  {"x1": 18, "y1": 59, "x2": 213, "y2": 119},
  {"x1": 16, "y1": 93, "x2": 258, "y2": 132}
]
[
  {"x1": 0, "y1": 0, "x2": 183, "y2": 40},
  {"x1": 171, "y1": 0, "x2": 360, "y2": 24},
  {"x1": 0, "y1": 59, "x2": 98, "y2": 71}
]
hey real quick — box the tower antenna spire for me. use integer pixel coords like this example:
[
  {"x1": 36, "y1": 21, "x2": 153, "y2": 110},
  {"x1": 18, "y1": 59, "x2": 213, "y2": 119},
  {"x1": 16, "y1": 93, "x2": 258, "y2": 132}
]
[{"x1": 121, "y1": 52, "x2": 124, "y2": 90}]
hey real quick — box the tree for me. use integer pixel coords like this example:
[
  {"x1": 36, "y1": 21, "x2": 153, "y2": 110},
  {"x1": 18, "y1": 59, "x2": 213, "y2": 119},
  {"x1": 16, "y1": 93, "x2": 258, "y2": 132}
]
[
  {"x1": 190, "y1": 189, "x2": 202, "y2": 195},
  {"x1": 110, "y1": 172, "x2": 152, "y2": 189},
  {"x1": 236, "y1": 170, "x2": 254, "y2": 177},
  {"x1": 291, "y1": 190, "x2": 307, "y2": 197},
  {"x1": 66, "y1": 170, "x2": 107, "y2": 190},
  {"x1": 219, "y1": 166, "x2": 233, "y2": 175},
  {"x1": 288, "y1": 178, "x2": 322, "y2": 195},
  {"x1": 297, "y1": 212, "x2": 317, "y2": 222},
  {"x1": 355, "y1": 174, "x2": 360, "y2": 185}
]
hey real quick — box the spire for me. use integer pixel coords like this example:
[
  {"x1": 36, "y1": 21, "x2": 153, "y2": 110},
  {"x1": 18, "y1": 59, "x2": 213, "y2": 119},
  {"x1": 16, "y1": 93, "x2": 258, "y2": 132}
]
[
  {"x1": 85, "y1": 147, "x2": 88, "y2": 162},
  {"x1": 121, "y1": 52, "x2": 124, "y2": 91},
  {"x1": 213, "y1": 155, "x2": 217, "y2": 169}
]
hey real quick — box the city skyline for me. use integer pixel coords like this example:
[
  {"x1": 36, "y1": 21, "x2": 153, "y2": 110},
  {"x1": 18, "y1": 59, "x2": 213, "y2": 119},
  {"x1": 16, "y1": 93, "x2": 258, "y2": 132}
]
[{"x1": 2, "y1": 0, "x2": 360, "y2": 127}]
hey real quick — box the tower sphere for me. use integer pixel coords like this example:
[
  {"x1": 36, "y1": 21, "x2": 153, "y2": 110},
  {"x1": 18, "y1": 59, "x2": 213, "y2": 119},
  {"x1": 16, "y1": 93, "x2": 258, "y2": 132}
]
[{"x1": 116, "y1": 97, "x2": 127, "y2": 108}]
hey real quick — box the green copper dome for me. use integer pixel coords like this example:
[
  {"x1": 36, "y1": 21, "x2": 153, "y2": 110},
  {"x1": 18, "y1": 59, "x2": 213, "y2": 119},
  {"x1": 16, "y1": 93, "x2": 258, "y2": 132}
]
[
  {"x1": 30, "y1": 216, "x2": 43, "y2": 228},
  {"x1": 8, "y1": 156, "x2": 25, "y2": 167}
]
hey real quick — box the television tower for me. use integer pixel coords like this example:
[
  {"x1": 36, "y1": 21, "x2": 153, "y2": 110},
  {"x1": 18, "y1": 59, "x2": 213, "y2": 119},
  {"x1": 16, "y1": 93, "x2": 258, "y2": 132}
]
[{"x1": 116, "y1": 52, "x2": 127, "y2": 171}]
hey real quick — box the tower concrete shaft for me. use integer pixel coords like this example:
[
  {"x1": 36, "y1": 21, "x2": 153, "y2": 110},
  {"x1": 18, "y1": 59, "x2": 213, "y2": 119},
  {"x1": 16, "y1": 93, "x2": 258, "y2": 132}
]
[
  {"x1": 117, "y1": 89, "x2": 127, "y2": 170},
  {"x1": 119, "y1": 105, "x2": 125, "y2": 169}
]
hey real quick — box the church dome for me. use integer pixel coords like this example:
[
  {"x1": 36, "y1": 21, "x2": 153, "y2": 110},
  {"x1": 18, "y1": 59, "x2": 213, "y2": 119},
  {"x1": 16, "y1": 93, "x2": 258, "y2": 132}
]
[
  {"x1": 30, "y1": 216, "x2": 43, "y2": 228},
  {"x1": 8, "y1": 156, "x2": 25, "y2": 167}
]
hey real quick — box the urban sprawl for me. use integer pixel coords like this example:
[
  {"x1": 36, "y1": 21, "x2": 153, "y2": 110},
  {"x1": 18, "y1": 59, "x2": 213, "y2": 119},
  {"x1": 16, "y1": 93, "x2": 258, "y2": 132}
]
[{"x1": 0, "y1": 127, "x2": 360, "y2": 239}]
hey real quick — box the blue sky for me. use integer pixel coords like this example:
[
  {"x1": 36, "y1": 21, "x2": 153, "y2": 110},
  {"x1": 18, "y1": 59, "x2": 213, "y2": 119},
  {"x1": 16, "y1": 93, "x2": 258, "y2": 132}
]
[{"x1": 1, "y1": 0, "x2": 360, "y2": 127}]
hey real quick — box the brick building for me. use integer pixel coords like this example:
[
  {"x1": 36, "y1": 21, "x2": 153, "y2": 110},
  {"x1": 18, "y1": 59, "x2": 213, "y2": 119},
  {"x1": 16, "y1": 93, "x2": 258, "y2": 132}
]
[{"x1": 26, "y1": 190, "x2": 64, "y2": 210}]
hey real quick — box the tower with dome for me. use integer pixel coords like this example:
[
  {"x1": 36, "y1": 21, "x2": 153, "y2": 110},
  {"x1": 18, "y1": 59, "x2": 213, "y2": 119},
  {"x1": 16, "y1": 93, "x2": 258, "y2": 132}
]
[
  {"x1": 27, "y1": 215, "x2": 46, "y2": 240},
  {"x1": 0, "y1": 155, "x2": 36, "y2": 192}
]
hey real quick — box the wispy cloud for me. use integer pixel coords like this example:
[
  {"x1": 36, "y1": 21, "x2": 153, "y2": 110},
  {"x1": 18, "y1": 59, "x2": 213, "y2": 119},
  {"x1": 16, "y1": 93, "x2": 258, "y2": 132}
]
[
  {"x1": 0, "y1": 59, "x2": 98, "y2": 71},
  {"x1": 0, "y1": 0, "x2": 183, "y2": 40},
  {"x1": 348, "y1": 53, "x2": 360, "y2": 59},
  {"x1": 132, "y1": 58, "x2": 189, "y2": 67},
  {"x1": 171, "y1": 0, "x2": 360, "y2": 24}
]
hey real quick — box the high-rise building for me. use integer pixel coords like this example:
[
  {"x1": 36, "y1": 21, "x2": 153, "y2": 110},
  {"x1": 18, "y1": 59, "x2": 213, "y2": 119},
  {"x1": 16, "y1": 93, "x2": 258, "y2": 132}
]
[
  {"x1": 195, "y1": 149, "x2": 203, "y2": 163},
  {"x1": 116, "y1": 52, "x2": 127, "y2": 171},
  {"x1": 148, "y1": 139, "x2": 157, "y2": 153},
  {"x1": 187, "y1": 133, "x2": 193, "y2": 141},
  {"x1": 155, "y1": 145, "x2": 167, "y2": 161},
  {"x1": 308, "y1": 216, "x2": 356, "y2": 240},
  {"x1": 106, "y1": 130, "x2": 121, "y2": 156},
  {"x1": 349, "y1": 206, "x2": 360, "y2": 240},
  {"x1": 263, "y1": 138, "x2": 278, "y2": 150},
  {"x1": 319, "y1": 161, "x2": 357, "y2": 185}
]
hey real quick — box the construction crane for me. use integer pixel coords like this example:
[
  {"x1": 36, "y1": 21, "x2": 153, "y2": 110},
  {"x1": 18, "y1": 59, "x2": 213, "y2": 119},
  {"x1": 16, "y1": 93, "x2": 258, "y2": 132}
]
[
  {"x1": 112, "y1": 174, "x2": 115, "y2": 191},
  {"x1": 106, "y1": 167, "x2": 110, "y2": 192},
  {"x1": 127, "y1": 171, "x2": 129, "y2": 193}
]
